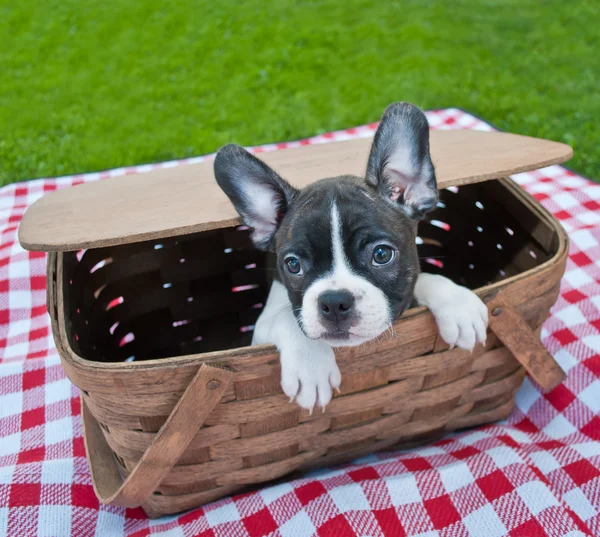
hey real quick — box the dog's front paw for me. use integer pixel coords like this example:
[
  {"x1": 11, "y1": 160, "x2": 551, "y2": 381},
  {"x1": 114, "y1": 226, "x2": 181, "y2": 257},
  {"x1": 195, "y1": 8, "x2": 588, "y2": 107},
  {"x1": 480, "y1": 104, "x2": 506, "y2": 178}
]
[
  {"x1": 429, "y1": 284, "x2": 488, "y2": 352},
  {"x1": 280, "y1": 343, "x2": 341, "y2": 413}
]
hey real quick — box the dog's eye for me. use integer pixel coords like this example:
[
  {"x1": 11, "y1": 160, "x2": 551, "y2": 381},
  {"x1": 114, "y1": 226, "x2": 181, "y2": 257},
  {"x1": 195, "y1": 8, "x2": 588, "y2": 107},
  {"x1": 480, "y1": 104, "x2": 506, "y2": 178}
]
[
  {"x1": 372, "y1": 246, "x2": 394, "y2": 266},
  {"x1": 285, "y1": 257, "x2": 302, "y2": 275}
]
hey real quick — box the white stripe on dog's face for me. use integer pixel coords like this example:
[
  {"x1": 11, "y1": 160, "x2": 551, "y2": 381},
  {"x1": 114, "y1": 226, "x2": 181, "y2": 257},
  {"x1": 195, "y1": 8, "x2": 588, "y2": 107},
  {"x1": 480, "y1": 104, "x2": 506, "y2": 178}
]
[{"x1": 300, "y1": 202, "x2": 392, "y2": 347}]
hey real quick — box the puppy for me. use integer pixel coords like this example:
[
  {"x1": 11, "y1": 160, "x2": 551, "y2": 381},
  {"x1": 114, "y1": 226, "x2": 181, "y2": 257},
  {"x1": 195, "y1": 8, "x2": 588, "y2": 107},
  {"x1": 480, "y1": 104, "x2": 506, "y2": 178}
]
[{"x1": 214, "y1": 102, "x2": 488, "y2": 412}]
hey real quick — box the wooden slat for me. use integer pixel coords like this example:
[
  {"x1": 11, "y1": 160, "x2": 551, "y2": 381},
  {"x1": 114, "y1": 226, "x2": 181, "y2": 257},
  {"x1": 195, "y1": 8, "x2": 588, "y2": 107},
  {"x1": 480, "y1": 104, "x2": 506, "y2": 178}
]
[
  {"x1": 488, "y1": 295, "x2": 565, "y2": 391},
  {"x1": 19, "y1": 130, "x2": 572, "y2": 252},
  {"x1": 449, "y1": 399, "x2": 515, "y2": 430}
]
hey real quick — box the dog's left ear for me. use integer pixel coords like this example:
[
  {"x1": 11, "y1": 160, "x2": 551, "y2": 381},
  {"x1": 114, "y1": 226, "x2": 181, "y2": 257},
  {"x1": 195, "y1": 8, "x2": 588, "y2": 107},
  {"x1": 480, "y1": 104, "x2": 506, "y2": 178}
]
[{"x1": 365, "y1": 102, "x2": 437, "y2": 220}]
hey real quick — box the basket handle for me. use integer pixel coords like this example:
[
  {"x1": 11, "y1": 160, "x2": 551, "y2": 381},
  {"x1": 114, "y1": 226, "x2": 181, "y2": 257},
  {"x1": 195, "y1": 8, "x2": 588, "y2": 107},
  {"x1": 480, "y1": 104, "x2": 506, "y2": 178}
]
[
  {"x1": 82, "y1": 363, "x2": 234, "y2": 508},
  {"x1": 487, "y1": 294, "x2": 565, "y2": 392}
]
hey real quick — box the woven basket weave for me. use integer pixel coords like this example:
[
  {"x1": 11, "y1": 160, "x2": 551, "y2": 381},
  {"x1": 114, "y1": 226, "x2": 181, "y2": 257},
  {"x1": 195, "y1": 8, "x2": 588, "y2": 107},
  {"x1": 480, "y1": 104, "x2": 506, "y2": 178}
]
[{"x1": 21, "y1": 131, "x2": 571, "y2": 518}]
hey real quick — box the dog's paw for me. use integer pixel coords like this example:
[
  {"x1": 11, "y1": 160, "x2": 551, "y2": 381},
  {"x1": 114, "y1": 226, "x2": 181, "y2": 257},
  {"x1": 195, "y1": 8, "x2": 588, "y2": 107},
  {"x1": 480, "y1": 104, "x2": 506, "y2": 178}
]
[
  {"x1": 280, "y1": 343, "x2": 341, "y2": 413},
  {"x1": 429, "y1": 284, "x2": 488, "y2": 352}
]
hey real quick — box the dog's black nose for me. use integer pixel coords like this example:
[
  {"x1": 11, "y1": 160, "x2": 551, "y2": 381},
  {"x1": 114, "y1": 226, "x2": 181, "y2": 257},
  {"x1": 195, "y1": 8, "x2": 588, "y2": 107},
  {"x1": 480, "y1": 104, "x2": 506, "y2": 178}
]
[{"x1": 318, "y1": 290, "x2": 355, "y2": 322}]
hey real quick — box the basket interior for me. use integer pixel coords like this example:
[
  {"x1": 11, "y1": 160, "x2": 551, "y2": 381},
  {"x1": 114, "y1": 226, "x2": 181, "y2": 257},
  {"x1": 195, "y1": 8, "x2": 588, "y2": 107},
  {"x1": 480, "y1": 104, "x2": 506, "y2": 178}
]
[{"x1": 62, "y1": 180, "x2": 560, "y2": 363}]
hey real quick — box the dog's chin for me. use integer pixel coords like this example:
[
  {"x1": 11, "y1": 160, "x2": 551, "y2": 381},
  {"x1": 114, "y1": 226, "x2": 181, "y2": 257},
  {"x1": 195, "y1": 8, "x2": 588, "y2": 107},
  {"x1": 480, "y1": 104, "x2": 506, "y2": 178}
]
[
  {"x1": 305, "y1": 326, "x2": 389, "y2": 348},
  {"x1": 322, "y1": 334, "x2": 372, "y2": 348}
]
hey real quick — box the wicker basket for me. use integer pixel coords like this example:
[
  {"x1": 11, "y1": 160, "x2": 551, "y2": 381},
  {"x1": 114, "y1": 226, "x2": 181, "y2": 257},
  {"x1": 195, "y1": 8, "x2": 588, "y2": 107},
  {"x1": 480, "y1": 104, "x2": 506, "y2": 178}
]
[{"x1": 20, "y1": 130, "x2": 572, "y2": 518}]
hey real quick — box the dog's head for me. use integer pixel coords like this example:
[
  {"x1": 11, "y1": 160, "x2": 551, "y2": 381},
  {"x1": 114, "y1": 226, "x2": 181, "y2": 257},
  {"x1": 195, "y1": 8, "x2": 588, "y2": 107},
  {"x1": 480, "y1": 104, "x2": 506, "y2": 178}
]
[{"x1": 214, "y1": 102, "x2": 437, "y2": 347}]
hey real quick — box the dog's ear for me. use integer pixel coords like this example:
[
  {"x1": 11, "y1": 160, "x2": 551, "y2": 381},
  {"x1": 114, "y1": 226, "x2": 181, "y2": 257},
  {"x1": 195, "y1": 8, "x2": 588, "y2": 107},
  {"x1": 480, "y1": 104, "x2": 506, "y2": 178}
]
[
  {"x1": 214, "y1": 144, "x2": 298, "y2": 250},
  {"x1": 365, "y1": 103, "x2": 437, "y2": 220}
]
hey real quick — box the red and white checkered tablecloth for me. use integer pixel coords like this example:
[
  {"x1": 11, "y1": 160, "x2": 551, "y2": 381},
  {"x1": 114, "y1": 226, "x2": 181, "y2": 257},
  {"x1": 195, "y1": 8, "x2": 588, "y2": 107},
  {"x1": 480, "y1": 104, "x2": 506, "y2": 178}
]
[{"x1": 1, "y1": 109, "x2": 599, "y2": 537}]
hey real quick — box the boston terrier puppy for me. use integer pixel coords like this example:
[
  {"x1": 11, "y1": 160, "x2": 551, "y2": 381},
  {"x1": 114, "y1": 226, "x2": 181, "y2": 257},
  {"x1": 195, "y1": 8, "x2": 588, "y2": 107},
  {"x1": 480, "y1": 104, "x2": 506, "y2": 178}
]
[{"x1": 214, "y1": 102, "x2": 488, "y2": 412}]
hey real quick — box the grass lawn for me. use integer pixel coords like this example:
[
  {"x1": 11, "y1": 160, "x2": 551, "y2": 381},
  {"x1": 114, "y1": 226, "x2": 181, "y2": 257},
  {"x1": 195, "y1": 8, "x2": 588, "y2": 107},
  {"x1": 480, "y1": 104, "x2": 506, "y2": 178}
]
[{"x1": 0, "y1": 0, "x2": 598, "y2": 185}]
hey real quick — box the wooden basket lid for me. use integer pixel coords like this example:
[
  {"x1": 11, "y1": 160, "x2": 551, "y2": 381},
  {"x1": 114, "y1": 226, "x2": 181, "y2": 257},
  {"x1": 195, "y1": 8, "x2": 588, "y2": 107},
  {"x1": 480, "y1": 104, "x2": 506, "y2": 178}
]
[{"x1": 19, "y1": 129, "x2": 571, "y2": 252}]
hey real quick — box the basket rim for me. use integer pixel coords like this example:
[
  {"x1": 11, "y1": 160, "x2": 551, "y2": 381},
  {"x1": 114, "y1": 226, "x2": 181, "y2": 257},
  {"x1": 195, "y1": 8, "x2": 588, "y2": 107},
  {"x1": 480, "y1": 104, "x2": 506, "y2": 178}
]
[{"x1": 50, "y1": 178, "x2": 569, "y2": 373}]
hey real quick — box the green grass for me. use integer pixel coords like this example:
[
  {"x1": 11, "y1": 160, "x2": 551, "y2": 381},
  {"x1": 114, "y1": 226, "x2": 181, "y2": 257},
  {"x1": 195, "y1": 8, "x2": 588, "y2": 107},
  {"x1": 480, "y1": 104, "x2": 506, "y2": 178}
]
[{"x1": 0, "y1": 0, "x2": 598, "y2": 185}]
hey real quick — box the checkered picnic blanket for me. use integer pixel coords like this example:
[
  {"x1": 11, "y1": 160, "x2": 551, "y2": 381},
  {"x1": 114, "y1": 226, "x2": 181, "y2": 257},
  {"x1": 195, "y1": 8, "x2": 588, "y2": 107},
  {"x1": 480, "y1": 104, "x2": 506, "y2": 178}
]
[{"x1": 1, "y1": 109, "x2": 599, "y2": 537}]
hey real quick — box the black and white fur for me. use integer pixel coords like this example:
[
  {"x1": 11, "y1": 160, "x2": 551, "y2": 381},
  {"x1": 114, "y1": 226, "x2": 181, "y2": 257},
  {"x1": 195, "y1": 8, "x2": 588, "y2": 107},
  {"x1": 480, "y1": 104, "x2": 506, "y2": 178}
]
[{"x1": 214, "y1": 103, "x2": 488, "y2": 412}]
